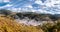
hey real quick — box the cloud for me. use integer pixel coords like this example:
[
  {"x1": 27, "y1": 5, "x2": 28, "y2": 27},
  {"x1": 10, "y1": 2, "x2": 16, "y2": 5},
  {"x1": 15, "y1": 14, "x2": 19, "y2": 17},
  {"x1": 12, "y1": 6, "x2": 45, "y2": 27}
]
[
  {"x1": 35, "y1": 0, "x2": 44, "y2": 5},
  {"x1": 0, "y1": 0, "x2": 60, "y2": 14},
  {"x1": 0, "y1": 0, "x2": 10, "y2": 2},
  {"x1": 31, "y1": 9, "x2": 55, "y2": 14},
  {"x1": 10, "y1": 0, "x2": 60, "y2": 14},
  {"x1": 35, "y1": 0, "x2": 60, "y2": 7},
  {"x1": 4, "y1": 0, "x2": 10, "y2": 2},
  {"x1": 9, "y1": 7, "x2": 55, "y2": 14},
  {"x1": 2, "y1": 4, "x2": 12, "y2": 7},
  {"x1": 25, "y1": 5, "x2": 33, "y2": 8},
  {"x1": 7, "y1": 8, "x2": 21, "y2": 12},
  {"x1": 0, "y1": 0, "x2": 3, "y2": 2},
  {"x1": 5, "y1": 4, "x2": 12, "y2": 7},
  {"x1": 0, "y1": 4, "x2": 13, "y2": 9}
]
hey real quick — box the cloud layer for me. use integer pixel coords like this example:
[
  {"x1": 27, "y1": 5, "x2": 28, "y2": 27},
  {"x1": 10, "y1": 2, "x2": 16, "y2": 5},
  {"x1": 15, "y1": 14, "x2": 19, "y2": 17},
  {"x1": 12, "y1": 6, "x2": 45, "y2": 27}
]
[{"x1": 0, "y1": 0, "x2": 60, "y2": 14}]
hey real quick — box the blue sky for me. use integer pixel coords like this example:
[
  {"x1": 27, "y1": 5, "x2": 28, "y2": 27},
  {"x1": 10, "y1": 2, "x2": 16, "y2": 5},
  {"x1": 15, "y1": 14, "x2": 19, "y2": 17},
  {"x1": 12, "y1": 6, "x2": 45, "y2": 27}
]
[{"x1": 0, "y1": 0, "x2": 60, "y2": 14}]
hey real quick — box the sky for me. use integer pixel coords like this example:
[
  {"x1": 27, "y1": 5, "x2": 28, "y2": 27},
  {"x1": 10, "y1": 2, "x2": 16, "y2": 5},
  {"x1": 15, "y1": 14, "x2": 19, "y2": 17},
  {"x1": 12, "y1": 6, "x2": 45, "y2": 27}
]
[{"x1": 0, "y1": 0, "x2": 60, "y2": 14}]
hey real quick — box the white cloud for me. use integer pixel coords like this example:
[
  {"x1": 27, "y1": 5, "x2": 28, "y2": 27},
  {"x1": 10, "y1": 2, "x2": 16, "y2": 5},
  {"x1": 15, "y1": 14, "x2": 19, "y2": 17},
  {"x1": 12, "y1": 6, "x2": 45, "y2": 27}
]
[
  {"x1": 31, "y1": 9, "x2": 36, "y2": 12},
  {"x1": 58, "y1": 7, "x2": 60, "y2": 9},
  {"x1": 2, "y1": 4, "x2": 12, "y2": 7},
  {"x1": 25, "y1": 5, "x2": 33, "y2": 8},
  {"x1": 45, "y1": 0, "x2": 60, "y2": 7},
  {"x1": 0, "y1": 7, "x2": 4, "y2": 9},
  {"x1": 55, "y1": 12, "x2": 60, "y2": 14},
  {"x1": 32, "y1": 0, "x2": 60, "y2": 14},
  {"x1": 4, "y1": 0, "x2": 10, "y2": 2},
  {"x1": 0, "y1": 0, "x2": 3, "y2": 2},
  {"x1": 0, "y1": 0, "x2": 10, "y2": 2},
  {"x1": 35, "y1": 0, "x2": 44, "y2": 5},
  {"x1": 38, "y1": 9, "x2": 53, "y2": 14},
  {"x1": 4, "y1": 4, "x2": 12, "y2": 7},
  {"x1": 37, "y1": 9, "x2": 44, "y2": 13},
  {"x1": 35, "y1": 0, "x2": 60, "y2": 7},
  {"x1": 0, "y1": 4, "x2": 12, "y2": 9},
  {"x1": 0, "y1": 0, "x2": 60, "y2": 14},
  {"x1": 8, "y1": 8, "x2": 22, "y2": 12}
]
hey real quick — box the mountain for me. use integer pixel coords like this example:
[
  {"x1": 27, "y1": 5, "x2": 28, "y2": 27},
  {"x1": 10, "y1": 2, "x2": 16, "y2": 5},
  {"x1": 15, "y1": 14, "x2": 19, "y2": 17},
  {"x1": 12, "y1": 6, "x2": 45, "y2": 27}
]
[
  {"x1": 0, "y1": 9, "x2": 60, "y2": 26},
  {"x1": 54, "y1": 14, "x2": 60, "y2": 18},
  {"x1": 0, "y1": 9, "x2": 60, "y2": 21},
  {"x1": 0, "y1": 16, "x2": 44, "y2": 32},
  {"x1": 0, "y1": 9, "x2": 12, "y2": 16},
  {"x1": 0, "y1": 14, "x2": 60, "y2": 32},
  {"x1": 16, "y1": 12, "x2": 58, "y2": 21},
  {"x1": 0, "y1": 10, "x2": 60, "y2": 32}
]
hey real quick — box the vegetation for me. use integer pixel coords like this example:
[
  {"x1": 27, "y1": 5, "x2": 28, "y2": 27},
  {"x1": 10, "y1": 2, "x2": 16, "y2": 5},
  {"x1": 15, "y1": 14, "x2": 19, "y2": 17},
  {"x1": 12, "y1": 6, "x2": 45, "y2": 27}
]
[
  {"x1": 36, "y1": 19, "x2": 60, "y2": 32},
  {"x1": 0, "y1": 10, "x2": 60, "y2": 32},
  {"x1": 0, "y1": 16, "x2": 60, "y2": 32},
  {"x1": 0, "y1": 17, "x2": 44, "y2": 32},
  {"x1": 16, "y1": 13, "x2": 59, "y2": 21}
]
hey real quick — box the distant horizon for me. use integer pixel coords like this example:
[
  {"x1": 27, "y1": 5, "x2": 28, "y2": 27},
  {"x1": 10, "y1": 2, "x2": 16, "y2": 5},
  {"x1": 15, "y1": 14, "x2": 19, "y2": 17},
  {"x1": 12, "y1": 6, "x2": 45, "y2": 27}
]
[{"x1": 0, "y1": 9, "x2": 60, "y2": 15}]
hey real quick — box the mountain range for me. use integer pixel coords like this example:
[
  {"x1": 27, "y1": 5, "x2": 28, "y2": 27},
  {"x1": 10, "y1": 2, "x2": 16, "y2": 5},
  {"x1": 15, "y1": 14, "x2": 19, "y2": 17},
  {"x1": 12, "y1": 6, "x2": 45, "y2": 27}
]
[{"x1": 0, "y1": 9, "x2": 60, "y2": 26}]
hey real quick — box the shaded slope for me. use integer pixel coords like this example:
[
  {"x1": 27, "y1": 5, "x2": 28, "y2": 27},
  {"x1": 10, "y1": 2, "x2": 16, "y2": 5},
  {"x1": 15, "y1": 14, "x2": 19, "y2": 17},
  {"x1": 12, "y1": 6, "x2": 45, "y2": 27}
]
[{"x1": 0, "y1": 9, "x2": 12, "y2": 15}]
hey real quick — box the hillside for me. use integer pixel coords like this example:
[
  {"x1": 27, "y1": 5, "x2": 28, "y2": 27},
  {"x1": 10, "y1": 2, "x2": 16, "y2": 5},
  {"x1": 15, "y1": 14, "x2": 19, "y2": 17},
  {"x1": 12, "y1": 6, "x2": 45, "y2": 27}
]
[
  {"x1": 0, "y1": 16, "x2": 60, "y2": 32},
  {"x1": 0, "y1": 17, "x2": 44, "y2": 32},
  {"x1": 16, "y1": 12, "x2": 59, "y2": 21},
  {"x1": 0, "y1": 10, "x2": 60, "y2": 32}
]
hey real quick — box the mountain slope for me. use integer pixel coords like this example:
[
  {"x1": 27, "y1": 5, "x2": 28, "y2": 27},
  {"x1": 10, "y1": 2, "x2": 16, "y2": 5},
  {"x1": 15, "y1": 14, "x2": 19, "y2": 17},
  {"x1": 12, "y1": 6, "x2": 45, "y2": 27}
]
[{"x1": 0, "y1": 17, "x2": 44, "y2": 32}]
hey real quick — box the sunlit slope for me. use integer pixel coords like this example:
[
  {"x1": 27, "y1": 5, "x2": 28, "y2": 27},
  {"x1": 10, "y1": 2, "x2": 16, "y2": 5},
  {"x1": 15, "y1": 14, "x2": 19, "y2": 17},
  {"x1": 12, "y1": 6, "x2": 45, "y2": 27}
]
[{"x1": 0, "y1": 17, "x2": 44, "y2": 32}]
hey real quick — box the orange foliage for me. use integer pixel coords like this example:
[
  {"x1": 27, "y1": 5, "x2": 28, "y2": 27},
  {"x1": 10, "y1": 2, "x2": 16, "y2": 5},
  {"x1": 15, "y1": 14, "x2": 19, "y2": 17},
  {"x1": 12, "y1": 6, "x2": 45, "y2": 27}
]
[{"x1": 0, "y1": 17, "x2": 44, "y2": 32}]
